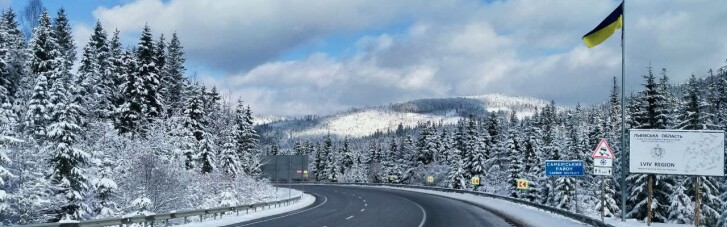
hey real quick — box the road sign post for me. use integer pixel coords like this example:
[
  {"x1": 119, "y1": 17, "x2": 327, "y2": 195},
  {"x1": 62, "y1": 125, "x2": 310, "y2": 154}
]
[
  {"x1": 545, "y1": 160, "x2": 585, "y2": 176},
  {"x1": 426, "y1": 176, "x2": 434, "y2": 185},
  {"x1": 471, "y1": 176, "x2": 480, "y2": 188},
  {"x1": 516, "y1": 179, "x2": 528, "y2": 190},
  {"x1": 592, "y1": 138, "x2": 615, "y2": 223}
]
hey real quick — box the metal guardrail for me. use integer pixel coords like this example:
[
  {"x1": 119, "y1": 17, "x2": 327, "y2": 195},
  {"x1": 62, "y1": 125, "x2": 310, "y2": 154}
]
[
  {"x1": 302, "y1": 182, "x2": 615, "y2": 227},
  {"x1": 18, "y1": 194, "x2": 302, "y2": 227}
]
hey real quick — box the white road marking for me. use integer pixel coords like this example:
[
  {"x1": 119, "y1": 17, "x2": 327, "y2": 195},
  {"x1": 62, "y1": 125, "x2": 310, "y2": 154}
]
[
  {"x1": 346, "y1": 215, "x2": 354, "y2": 220},
  {"x1": 360, "y1": 209, "x2": 365, "y2": 212},
  {"x1": 236, "y1": 193, "x2": 328, "y2": 226},
  {"x1": 397, "y1": 196, "x2": 427, "y2": 227},
  {"x1": 364, "y1": 203, "x2": 367, "y2": 207}
]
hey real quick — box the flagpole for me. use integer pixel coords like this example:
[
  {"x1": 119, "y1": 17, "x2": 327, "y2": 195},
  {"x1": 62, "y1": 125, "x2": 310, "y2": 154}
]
[{"x1": 620, "y1": 0, "x2": 627, "y2": 222}]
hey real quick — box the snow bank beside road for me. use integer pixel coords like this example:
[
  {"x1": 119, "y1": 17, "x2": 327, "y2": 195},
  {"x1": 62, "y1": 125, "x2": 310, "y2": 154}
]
[
  {"x1": 176, "y1": 189, "x2": 316, "y2": 227},
  {"x1": 370, "y1": 186, "x2": 590, "y2": 227}
]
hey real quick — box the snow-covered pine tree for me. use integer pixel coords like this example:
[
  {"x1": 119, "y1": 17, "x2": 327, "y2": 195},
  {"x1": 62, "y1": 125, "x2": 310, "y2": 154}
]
[
  {"x1": 706, "y1": 66, "x2": 727, "y2": 128},
  {"x1": 667, "y1": 177, "x2": 693, "y2": 224},
  {"x1": 658, "y1": 68, "x2": 677, "y2": 128},
  {"x1": 552, "y1": 126, "x2": 576, "y2": 210},
  {"x1": 114, "y1": 49, "x2": 145, "y2": 136},
  {"x1": 1, "y1": 9, "x2": 28, "y2": 103},
  {"x1": 198, "y1": 133, "x2": 216, "y2": 174},
  {"x1": 268, "y1": 144, "x2": 279, "y2": 155},
  {"x1": 676, "y1": 75, "x2": 721, "y2": 226},
  {"x1": 464, "y1": 117, "x2": 483, "y2": 179},
  {"x1": 521, "y1": 119, "x2": 543, "y2": 203},
  {"x1": 136, "y1": 25, "x2": 163, "y2": 121},
  {"x1": 183, "y1": 85, "x2": 205, "y2": 141},
  {"x1": 381, "y1": 138, "x2": 397, "y2": 183},
  {"x1": 339, "y1": 138, "x2": 353, "y2": 176},
  {"x1": 129, "y1": 194, "x2": 152, "y2": 216},
  {"x1": 718, "y1": 182, "x2": 727, "y2": 227},
  {"x1": 47, "y1": 63, "x2": 89, "y2": 221},
  {"x1": 293, "y1": 141, "x2": 304, "y2": 155},
  {"x1": 505, "y1": 121, "x2": 523, "y2": 198},
  {"x1": 236, "y1": 103, "x2": 260, "y2": 175},
  {"x1": 325, "y1": 140, "x2": 339, "y2": 182},
  {"x1": 162, "y1": 32, "x2": 186, "y2": 115},
  {"x1": 220, "y1": 130, "x2": 240, "y2": 177},
  {"x1": 92, "y1": 160, "x2": 118, "y2": 218},
  {"x1": 399, "y1": 136, "x2": 416, "y2": 173},
  {"x1": 415, "y1": 123, "x2": 436, "y2": 166},
  {"x1": 154, "y1": 34, "x2": 166, "y2": 89},
  {"x1": 627, "y1": 66, "x2": 674, "y2": 223},
  {"x1": 26, "y1": 10, "x2": 59, "y2": 141},
  {"x1": 315, "y1": 135, "x2": 332, "y2": 181},
  {"x1": 52, "y1": 8, "x2": 75, "y2": 68},
  {"x1": 0, "y1": 101, "x2": 15, "y2": 216},
  {"x1": 109, "y1": 30, "x2": 124, "y2": 106},
  {"x1": 77, "y1": 21, "x2": 113, "y2": 119},
  {"x1": 606, "y1": 77, "x2": 625, "y2": 208}
]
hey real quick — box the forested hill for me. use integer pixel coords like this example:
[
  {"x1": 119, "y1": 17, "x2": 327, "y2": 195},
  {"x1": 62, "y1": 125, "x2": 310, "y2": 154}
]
[{"x1": 256, "y1": 94, "x2": 552, "y2": 140}]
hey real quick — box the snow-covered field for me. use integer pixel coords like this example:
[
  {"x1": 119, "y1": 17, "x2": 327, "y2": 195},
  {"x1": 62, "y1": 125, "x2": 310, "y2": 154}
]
[
  {"x1": 295, "y1": 109, "x2": 460, "y2": 138},
  {"x1": 175, "y1": 188, "x2": 316, "y2": 227}
]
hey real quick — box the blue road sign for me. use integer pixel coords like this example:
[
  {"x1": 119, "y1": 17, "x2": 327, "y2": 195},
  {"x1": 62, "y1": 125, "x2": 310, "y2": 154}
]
[{"x1": 545, "y1": 160, "x2": 585, "y2": 176}]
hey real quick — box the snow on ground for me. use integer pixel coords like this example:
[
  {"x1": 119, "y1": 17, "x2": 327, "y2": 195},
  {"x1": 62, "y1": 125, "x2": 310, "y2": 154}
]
[
  {"x1": 295, "y1": 109, "x2": 460, "y2": 138},
  {"x1": 601, "y1": 218, "x2": 691, "y2": 227},
  {"x1": 175, "y1": 188, "x2": 316, "y2": 227}
]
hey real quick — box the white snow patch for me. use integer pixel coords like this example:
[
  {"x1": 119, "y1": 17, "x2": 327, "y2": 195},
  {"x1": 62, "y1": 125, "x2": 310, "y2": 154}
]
[
  {"x1": 600, "y1": 218, "x2": 692, "y2": 227},
  {"x1": 296, "y1": 109, "x2": 459, "y2": 138},
  {"x1": 175, "y1": 190, "x2": 315, "y2": 227}
]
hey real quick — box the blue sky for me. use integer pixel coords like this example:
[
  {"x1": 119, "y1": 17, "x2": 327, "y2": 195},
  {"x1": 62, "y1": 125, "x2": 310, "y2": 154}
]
[{"x1": 7, "y1": 0, "x2": 727, "y2": 116}]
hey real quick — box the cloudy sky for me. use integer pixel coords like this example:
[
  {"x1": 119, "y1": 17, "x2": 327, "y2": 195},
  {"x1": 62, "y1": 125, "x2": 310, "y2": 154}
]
[{"x1": 7, "y1": 0, "x2": 727, "y2": 116}]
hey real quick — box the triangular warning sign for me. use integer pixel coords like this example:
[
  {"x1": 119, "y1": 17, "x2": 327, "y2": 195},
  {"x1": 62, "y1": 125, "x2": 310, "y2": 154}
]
[{"x1": 591, "y1": 138, "x2": 615, "y2": 159}]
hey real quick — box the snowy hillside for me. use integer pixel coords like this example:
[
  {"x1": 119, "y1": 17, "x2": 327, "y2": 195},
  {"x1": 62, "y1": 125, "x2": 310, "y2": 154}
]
[{"x1": 258, "y1": 94, "x2": 554, "y2": 138}]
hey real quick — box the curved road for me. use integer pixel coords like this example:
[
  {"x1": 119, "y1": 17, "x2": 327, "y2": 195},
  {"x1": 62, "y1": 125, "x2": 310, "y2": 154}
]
[{"x1": 224, "y1": 185, "x2": 515, "y2": 227}]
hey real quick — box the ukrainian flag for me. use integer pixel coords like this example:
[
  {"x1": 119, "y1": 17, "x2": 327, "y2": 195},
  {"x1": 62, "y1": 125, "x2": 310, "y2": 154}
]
[{"x1": 582, "y1": 2, "x2": 623, "y2": 48}]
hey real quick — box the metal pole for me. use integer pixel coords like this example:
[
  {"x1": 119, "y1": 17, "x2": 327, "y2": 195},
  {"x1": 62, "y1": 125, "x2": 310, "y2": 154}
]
[
  {"x1": 620, "y1": 0, "x2": 628, "y2": 222},
  {"x1": 288, "y1": 156, "x2": 292, "y2": 199},
  {"x1": 695, "y1": 177, "x2": 701, "y2": 227},
  {"x1": 575, "y1": 178, "x2": 579, "y2": 213},
  {"x1": 601, "y1": 177, "x2": 605, "y2": 222},
  {"x1": 647, "y1": 175, "x2": 653, "y2": 226}
]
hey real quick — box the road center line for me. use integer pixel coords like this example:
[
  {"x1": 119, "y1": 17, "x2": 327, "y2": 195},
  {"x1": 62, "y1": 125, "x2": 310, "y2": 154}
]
[
  {"x1": 361, "y1": 209, "x2": 365, "y2": 212},
  {"x1": 346, "y1": 215, "x2": 354, "y2": 220}
]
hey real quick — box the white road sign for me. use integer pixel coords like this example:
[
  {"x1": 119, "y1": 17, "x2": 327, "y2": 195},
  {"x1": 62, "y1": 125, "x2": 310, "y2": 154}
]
[
  {"x1": 629, "y1": 129, "x2": 725, "y2": 176},
  {"x1": 594, "y1": 167, "x2": 613, "y2": 176},
  {"x1": 594, "y1": 158, "x2": 613, "y2": 167}
]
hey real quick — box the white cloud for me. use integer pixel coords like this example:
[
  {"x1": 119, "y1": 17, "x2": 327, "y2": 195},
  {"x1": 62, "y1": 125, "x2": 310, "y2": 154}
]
[{"x1": 94, "y1": 0, "x2": 727, "y2": 116}]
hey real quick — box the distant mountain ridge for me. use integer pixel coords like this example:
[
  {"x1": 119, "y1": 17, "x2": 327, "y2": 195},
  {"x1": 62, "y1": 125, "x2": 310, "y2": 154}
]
[{"x1": 256, "y1": 94, "x2": 554, "y2": 139}]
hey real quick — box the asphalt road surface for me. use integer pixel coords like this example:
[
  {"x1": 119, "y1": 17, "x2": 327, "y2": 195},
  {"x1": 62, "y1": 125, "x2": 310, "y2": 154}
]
[{"x1": 224, "y1": 185, "x2": 516, "y2": 227}]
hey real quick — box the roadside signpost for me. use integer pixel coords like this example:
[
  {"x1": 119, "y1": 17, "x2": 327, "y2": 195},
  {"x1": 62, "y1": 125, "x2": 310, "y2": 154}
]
[
  {"x1": 426, "y1": 176, "x2": 434, "y2": 185},
  {"x1": 545, "y1": 160, "x2": 584, "y2": 213},
  {"x1": 544, "y1": 160, "x2": 585, "y2": 176},
  {"x1": 629, "y1": 129, "x2": 725, "y2": 226},
  {"x1": 591, "y1": 138, "x2": 615, "y2": 222},
  {"x1": 471, "y1": 177, "x2": 480, "y2": 186},
  {"x1": 516, "y1": 179, "x2": 528, "y2": 190}
]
